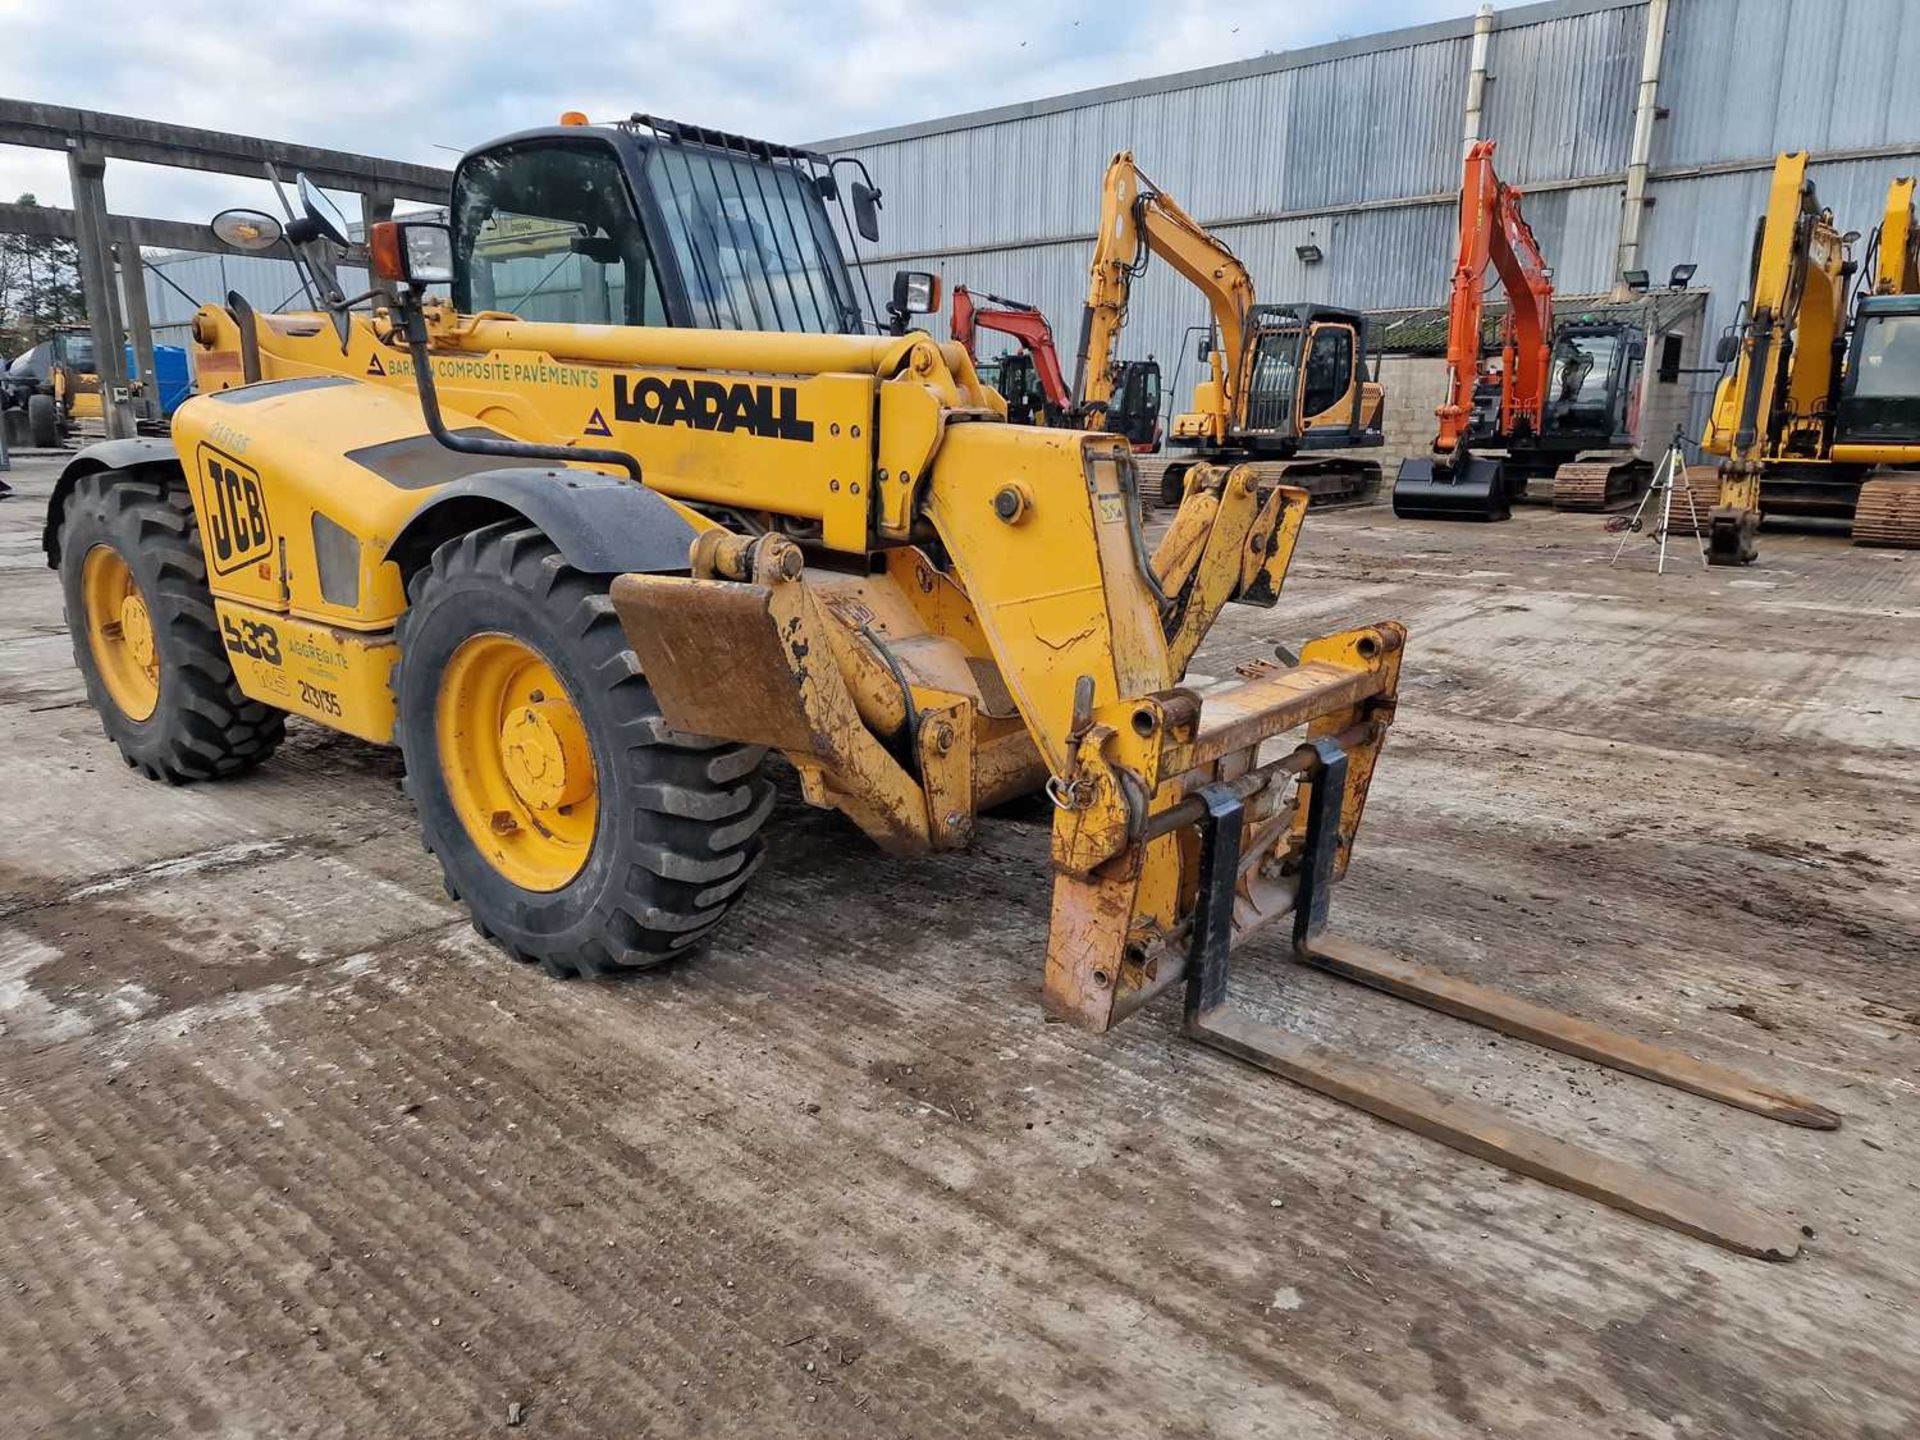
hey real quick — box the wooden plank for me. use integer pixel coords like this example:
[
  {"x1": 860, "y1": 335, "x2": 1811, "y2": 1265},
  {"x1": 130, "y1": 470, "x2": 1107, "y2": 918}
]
[
  {"x1": 1299, "y1": 935, "x2": 1840, "y2": 1130},
  {"x1": 1186, "y1": 1005, "x2": 1804, "y2": 1261}
]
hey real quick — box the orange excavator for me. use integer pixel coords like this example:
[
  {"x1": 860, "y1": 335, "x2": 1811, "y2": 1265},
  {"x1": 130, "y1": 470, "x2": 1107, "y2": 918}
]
[
  {"x1": 949, "y1": 284, "x2": 1161, "y2": 451},
  {"x1": 1394, "y1": 140, "x2": 1650, "y2": 520}
]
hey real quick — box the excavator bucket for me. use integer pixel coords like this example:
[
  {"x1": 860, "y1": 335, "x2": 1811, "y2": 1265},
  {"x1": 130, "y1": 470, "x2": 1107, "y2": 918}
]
[{"x1": 1392, "y1": 454, "x2": 1511, "y2": 520}]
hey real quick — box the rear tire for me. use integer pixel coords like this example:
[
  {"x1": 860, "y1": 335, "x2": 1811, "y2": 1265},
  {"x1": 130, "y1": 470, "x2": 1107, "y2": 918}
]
[
  {"x1": 58, "y1": 468, "x2": 286, "y2": 782},
  {"x1": 394, "y1": 522, "x2": 773, "y2": 977},
  {"x1": 28, "y1": 393, "x2": 59, "y2": 448}
]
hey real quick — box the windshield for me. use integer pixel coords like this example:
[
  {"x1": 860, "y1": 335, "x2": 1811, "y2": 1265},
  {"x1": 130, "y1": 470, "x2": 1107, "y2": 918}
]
[
  {"x1": 1551, "y1": 333, "x2": 1618, "y2": 404},
  {"x1": 647, "y1": 147, "x2": 858, "y2": 333},
  {"x1": 454, "y1": 140, "x2": 668, "y2": 325},
  {"x1": 1245, "y1": 328, "x2": 1301, "y2": 431},
  {"x1": 1851, "y1": 313, "x2": 1920, "y2": 399},
  {"x1": 58, "y1": 332, "x2": 96, "y2": 371}
]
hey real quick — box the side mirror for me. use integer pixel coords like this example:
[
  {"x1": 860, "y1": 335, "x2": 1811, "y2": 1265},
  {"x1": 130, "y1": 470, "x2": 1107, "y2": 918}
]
[
  {"x1": 1714, "y1": 333, "x2": 1740, "y2": 366},
  {"x1": 290, "y1": 174, "x2": 352, "y2": 247},
  {"x1": 370, "y1": 220, "x2": 455, "y2": 289},
  {"x1": 211, "y1": 208, "x2": 285, "y2": 252},
  {"x1": 851, "y1": 181, "x2": 882, "y2": 243},
  {"x1": 814, "y1": 173, "x2": 839, "y2": 203},
  {"x1": 1196, "y1": 333, "x2": 1213, "y2": 362}
]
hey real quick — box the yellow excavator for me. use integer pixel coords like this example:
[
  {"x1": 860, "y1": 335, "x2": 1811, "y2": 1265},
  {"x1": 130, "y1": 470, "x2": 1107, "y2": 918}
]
[
  {"x1": 1078, "y1": 153, "x2": 1386, "y2": 509},
  {"x1": 1697, "y1": 154, "x2": 1920, "y2": 561},
  {"x1": 44, "y1": 113, "x2": 1834, "y2": 1258}
]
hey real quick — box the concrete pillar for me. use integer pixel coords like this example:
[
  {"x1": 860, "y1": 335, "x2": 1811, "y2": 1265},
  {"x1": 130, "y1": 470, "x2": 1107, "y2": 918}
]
[
  {"x1": 1614, "y1": 0, "x2": 1672, "y2": 295},
  {"x1": 360, "y1": 190, "x2": 395, "y2": 231},
  {"x1": 115, "y1": 241, "x2": 159, "y2": 423},
  {"x1": 1461, "y1": 4, "x2": 1496, "y2": 158},
  {"x1": 65, "y1": 146, "x2": 138, "y2": 440}
]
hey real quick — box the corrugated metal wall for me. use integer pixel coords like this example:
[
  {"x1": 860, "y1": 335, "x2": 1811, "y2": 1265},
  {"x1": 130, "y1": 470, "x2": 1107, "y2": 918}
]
[
  {"x1": 814, "y1": 0, "x2": 1920, "y2": 438},
  {"x1": 142, "y1": 252, "x2": 371, "y2": 349}
]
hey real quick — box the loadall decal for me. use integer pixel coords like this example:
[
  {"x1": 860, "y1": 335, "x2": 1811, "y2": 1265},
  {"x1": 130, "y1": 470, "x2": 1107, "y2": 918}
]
[
  {"x1": 613, "y1": 375, "x2": 815, "y2": 442},
  {"x1": 194, "y1": 445, "x2": 274, "y2": 576}
]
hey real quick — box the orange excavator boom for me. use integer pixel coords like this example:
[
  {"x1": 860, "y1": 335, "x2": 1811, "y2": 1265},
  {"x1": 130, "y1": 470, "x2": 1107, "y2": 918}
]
[
  {"x1": 950, "y1": 285, "x2": 1072, "y2": 414},
  {"x1": 1438, "y1": 139, "x2": 1555, "y2": 452}
]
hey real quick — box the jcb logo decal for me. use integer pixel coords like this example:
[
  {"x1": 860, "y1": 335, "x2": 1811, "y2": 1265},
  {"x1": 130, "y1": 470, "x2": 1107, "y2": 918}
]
[
  {"x1": 613, "y1": 375, "x2": 814, "y2": 442},
  {"x1": 196, "y1": 445, "x2": 273, "y2": 576}
]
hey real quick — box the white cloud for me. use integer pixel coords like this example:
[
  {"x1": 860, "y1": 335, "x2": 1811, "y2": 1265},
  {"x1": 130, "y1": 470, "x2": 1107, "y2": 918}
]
[{"x1": 0, "y1": 0, "x2": 1466, "y2": 223}]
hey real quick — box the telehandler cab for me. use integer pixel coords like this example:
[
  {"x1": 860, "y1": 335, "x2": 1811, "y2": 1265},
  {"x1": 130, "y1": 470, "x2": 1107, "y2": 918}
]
[{"x1": 44, "y1": 114, "x2": 1833, "y2": 1258}]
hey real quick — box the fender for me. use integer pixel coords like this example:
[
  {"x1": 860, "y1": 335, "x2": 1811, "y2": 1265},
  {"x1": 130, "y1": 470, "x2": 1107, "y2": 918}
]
[
  {"x1": 384, "y1": 467, "x2": 703, "y2": 579},
  {"x1": 43, "y1": 437, "x2": 184, "y2": 566}
]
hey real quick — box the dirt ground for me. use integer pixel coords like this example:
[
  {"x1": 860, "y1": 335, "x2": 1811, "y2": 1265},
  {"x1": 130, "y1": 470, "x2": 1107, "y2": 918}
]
[{"x1": 2, "y1": 449, "x2": 1916, "y2": 1439}]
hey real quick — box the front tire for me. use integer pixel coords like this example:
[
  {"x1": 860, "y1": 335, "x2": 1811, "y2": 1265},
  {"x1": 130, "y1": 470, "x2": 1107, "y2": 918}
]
[
  {"x1": 395, "y1": 522, "x2": 773, "y2": 977},
  {"x1": 58, "y1": 468, "x2": 286, "y2": 782}
]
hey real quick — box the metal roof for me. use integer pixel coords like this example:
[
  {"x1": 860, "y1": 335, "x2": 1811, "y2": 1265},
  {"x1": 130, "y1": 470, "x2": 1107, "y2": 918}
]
[{"x1": 1368, "y1": 288, "x2": 1708, "y2": 355}]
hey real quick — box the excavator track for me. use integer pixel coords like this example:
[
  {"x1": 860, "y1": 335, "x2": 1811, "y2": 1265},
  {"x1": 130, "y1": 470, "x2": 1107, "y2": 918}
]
[
  {"x1": 1551, "y1": 456, "x2": 1652, "y2": 512},
  {"x1": 1145, "y1": 456, "x2": 1382, "y2": 509},
  {"x1": 1662, "y1": 466, "x2": 1724, "y2": 536},
  {"x1": 1851, "y1": 473, "x2": 1920, "y2": 548}
]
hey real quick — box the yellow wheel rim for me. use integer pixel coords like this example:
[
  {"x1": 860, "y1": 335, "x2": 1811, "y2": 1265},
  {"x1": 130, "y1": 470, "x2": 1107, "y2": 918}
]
[
  {"x1": 436, "y1": 633, "x2": 599, "y2": 892},
  {"x1": 81, "y1": 545, "x2": 160, "y2": 722}
]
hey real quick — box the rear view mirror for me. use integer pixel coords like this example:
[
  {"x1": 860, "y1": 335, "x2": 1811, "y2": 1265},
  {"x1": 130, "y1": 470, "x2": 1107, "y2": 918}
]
[
  {"x1": 851, "y1": 181, "x2": 882, "y2": 243},
  {"x1": 294, "y1": 174, "x2": 352, "y2": 247},
  {"x1": 211, "y1": 208, "x2": 284, "y2": 252},
  {"x1": 814, "y1": 173, "x2": 839, "y2": 203},
  {"x1": 370, "y1": 221, "x2": 455, "y2": 288},
  {"x1": 1715, "y1": 333, "x2": 1740, "y2": 366}
]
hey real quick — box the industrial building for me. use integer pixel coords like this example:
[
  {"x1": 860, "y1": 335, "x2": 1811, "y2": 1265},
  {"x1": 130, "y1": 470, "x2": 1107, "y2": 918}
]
[
  {"x1": 811, "y1": 0, "x2": 1920, "y2": 439},
  {"x1": 126, "y1": 0, "x2": 1920, "y2": 455}
]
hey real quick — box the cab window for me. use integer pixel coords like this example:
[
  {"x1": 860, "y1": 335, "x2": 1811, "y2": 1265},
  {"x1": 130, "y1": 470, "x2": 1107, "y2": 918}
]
[
  {"x1": 647, "y1": 147, "x2": 859, "y2": 333},
  {"x1": 1852, "y1": 313, "x2": 1920, "y2": 399},
  {"x1": 453, "y1": 141, "x2": 668, "y2": 326},
  {"x1": 1301, "y1": 327, "x2": 1354, "y2": 417}
]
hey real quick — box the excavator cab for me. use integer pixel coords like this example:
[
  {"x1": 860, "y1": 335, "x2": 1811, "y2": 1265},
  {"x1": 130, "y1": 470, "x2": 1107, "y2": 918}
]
[
  {"x1": 1542, "y1": 323, "x2": 1644, "y2": 446},
  {"x1": 1836, "y1": 296, "x2": 1920, "y2": 448},
  {"x1": 1110, "y1": 357, "x2": 1162, "y2": 450},
  {"x1": 1233, "y1": 305, "x2": 1378, "y2": 447},
  {"x1": 989, "y1": 350, "x2": 1047, "y2": 425}
]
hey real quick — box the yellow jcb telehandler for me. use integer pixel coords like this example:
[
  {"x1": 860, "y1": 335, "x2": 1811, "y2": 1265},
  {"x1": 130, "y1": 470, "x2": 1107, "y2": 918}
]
[{"x1": 44, "y1": 114, "x2": 1834, "y2": 1258}]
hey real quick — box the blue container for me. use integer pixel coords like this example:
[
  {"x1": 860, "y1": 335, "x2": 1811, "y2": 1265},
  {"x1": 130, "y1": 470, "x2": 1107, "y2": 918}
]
[{"x1": 127, "y1": 343, "x2": 192, "y2": 416}]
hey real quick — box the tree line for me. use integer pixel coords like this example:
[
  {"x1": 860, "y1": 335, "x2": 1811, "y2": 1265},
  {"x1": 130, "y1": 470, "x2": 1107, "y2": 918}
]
[{"x1": 0, "y1": 194, "x2": 88, "y2": 362}]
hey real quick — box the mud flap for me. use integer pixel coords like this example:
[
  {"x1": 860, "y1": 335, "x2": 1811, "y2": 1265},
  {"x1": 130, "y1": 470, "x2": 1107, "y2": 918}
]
[{"x1": 1392, "y1": 455, "x2": 1510, "y2": 521}]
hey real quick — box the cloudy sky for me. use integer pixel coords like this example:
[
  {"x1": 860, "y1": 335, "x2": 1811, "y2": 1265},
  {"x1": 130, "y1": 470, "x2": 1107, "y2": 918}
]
[{"x1": 2, "y1": 0, "x2": 1466, "y2": 223}]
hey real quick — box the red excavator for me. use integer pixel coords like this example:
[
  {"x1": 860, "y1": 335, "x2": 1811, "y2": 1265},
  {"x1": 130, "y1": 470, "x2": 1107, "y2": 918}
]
[
  {"x1": 1394, "y1": 140, "x2": 1650, "y2": 520},
  {"x1": 950, "y1": 285, "x2": 1161, "y2": 451}
]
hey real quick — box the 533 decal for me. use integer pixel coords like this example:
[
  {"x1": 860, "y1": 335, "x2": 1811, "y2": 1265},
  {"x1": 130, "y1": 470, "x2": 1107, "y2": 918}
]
[{"x1": 221, "y1": 613, "x2": 282, "y2": 665}]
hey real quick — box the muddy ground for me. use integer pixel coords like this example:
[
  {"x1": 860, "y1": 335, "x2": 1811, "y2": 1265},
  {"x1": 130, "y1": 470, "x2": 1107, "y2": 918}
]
[{"x1": 2, "y1": 450, "x2": 1915, "y2": 1439}]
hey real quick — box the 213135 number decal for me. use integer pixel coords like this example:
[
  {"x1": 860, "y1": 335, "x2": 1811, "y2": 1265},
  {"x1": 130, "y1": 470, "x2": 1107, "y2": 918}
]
[{"x1": 298, "y1": 681, "x2": 343, "y2": 717}]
